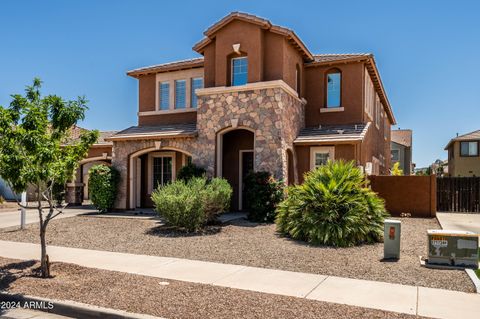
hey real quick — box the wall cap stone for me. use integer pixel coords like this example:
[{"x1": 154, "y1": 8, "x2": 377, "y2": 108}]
[{"x1": 196, "y1": 80, "x2": 302, "y2": 103}]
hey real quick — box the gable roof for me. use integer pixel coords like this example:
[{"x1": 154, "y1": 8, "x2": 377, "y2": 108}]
[
  {"x1": 193, "y1": 12, "x2": 313, "y2": 61},
  {"x1": 106, "y1": 123, "x2": 197, "y2": 141},
  {"x1": 64, "y1": 125, "x2": 117, "y2": 146},
  {"x1": 294, "y1": 123, "x2": 370, "y2": 144},
  {"x1": 310, "y1": 53, "x2": 372, "y2": 64},
  {"x1": 306, "y1": 53, "x2": 396, "y2": 125},
  {"x1": 391, "y1": 129, "x2": 412, "y2": 147},
  {"x1": 444, "y1": 129, "x2": 480, "y2": 150},
  {"x1": 127, "y1": 58, "x2": 204, "y2": 78}
]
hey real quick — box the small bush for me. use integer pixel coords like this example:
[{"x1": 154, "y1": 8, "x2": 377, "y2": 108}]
[
  {"x1": 244, "y1": 171, "x2": 284, "y2": 222},
  {"x1": 0, "y1": 195, "x2": 4, "y2": 204},
  {"x1": 177, "y1": 163, "x2": 206, "y2": 181},
  {"x1": 203, "y1": 177, "x2": 232, "y2": 221},
  {"x1": 88, "y1": 165, "x2": 120, "y2": 213},
  {"x1": 276, "y1": 160, "x2": 388, "y2": 247},
  {"x1": 152, "y1": 177, "x2": 232, "y2": 232}
]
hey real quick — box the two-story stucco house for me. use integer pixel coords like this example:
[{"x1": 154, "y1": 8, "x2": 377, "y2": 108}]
[
  {"x1": 93, "y1": 12, "x2": 396, "y2": 211},
  {"x1": 445, "y1": 129, "x2": 480, "y2": 177}
]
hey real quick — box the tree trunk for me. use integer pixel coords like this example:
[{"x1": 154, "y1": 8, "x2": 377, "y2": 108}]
[{"x1": 39, "y1": 225, "x2": 50, "y2": 278}]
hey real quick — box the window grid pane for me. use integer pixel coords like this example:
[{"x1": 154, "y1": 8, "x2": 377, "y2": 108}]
[
  {"x1": 153, "y1": 158, "x2": 162, "y2": 189},
  {"x1": 315, "y1": 152, "x2": 329, "y2": 167},
  {"x1": 469, "y1": 142, "x2": 478, "y2": 156},
  {"x1": 391, "y1": 150, "x2": 399, "y2": 162},
  {"x1": 191, "y1": 78, "x2": 203, "y2": 109},
  {"x1": 159, "y1": 82, "x2": 169, "y2": 110},
  {"x1": 175, "y1": 80, "x2": 186, "y2": 109},
  {"x1": 163, "y1": 157, "x2": 172, "y2": 184},
  {"x1": 327, "y1": 73, "x2": 341, "y2": 108},
  {"x1": 232, "y1": 57, "x2": 248, "y2": 86}
]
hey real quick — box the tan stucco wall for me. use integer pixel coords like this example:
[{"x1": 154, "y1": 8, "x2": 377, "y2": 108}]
[{"x1": 449, "y1": 141, "x2": 480, "y2": 176}]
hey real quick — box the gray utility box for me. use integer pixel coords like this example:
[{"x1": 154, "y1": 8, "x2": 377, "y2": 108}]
[
  {"x1": 384, "y1": 219, "x2": 401, "y2": 259},
  {"x1": 427, "y1": 230, "x2": 479, "y2": 268}
]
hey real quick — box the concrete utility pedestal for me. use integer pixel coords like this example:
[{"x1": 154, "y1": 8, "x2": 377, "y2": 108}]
[{"x1": 384, "y1": 219, "x2": 401, "y2": 259}]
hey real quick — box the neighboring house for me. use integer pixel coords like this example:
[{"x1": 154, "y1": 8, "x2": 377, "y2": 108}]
[
  {"x1": 390, "y1": 129, "x2": 413, "y2": 175},
  {"x1": 66, "y1": 126, "x2": 117, "y2": 205},
  {"x1": 445, "y1": 130, "x2": 480, "y2": 177},
  {"x1": 70, "y1": 12, "x2": 396, "y2": 210}
]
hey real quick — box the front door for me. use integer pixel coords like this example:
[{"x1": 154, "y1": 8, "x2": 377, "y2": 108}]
[{"x1": 239, "y1": 150, "x2": 254, "y2": 211}]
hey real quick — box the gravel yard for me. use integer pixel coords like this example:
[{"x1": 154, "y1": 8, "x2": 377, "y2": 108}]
[
  {"x1": 0, "y1": 257, "x2": 426, "y2": 319},
  {"x1": 0, "y1": 215, "x2": 474, "y2": 293}
]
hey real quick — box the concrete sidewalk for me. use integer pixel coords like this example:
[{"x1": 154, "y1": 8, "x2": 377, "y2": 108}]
[
  {"x1": 0, "y1": 240, "x2": 478, "y2": 319},
  {"x1": 437, "y1": 212, "x2": 480, "y2": 234}
]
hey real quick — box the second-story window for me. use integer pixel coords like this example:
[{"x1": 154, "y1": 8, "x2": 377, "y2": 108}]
[
  {"x1": 175, "y1": 80, "x2": 186, "y2": 109},
  {"x1": 191, "y1": 77, "x2": 203, "y2": 108},
  {"x1": 231, "y1": 57, "x2": 248, "y2": 86},
  {"x1": 326, "y1": 71, "x2": 341, "y2": 108},
  {"x1": 159, "y1": 82, "x2": 170, "y2": 110},
  {"x1": 460, "y1": 141, "x2": 479, "y2": 157}
]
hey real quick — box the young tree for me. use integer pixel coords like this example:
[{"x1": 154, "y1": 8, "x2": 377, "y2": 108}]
[{"x1": 0, "y1": 78, "x2": 98, "y2": 277}]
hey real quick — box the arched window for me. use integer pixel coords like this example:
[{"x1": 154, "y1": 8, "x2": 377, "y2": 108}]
[
  {"x1": 326, "y1": 69, "x2": 341, "y2": 108},
  {"x1": 295, "y1": 64, "x2": 301, "y2": 96}
]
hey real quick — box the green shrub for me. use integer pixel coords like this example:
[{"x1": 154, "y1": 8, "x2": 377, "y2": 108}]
[
  {"x1": 177, "y1": 163, "x2": 206, "y2": 181},
  {"x1": 88, "y1": 164, "x2": 120, "y2": 213},
  {"x1": 276, "y1": 160, "x2": 388, "y2": 247},
  {"x1": 244, "y1": 171, "x2": 284, "y2": 222},
  {"x1": 203, "y1": 177, "x2": 232, "y2": 221},
  {"x1": 0, "y1": 195, "x2": 4, "y2": 204},
  {"x1": 152, "y1": 177, "x2": 232, "y2": 232}
]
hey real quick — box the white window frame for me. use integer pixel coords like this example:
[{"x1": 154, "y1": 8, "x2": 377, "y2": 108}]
[
  {"x1": 310, "y1": 146, "x2": 335, "y2": 170},
  {"x1": 231, "y1": 56, "x2": 248, "y2": 86},
  {"x1": 148, "y1": 152, "x2": 176, "y2": 193}
]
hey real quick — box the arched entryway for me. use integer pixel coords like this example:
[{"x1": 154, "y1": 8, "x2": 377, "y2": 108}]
[
  {"x1": 217, "y1": 128, "x2": 254, "y2": 211},
  {"x1": 128, "y1": 146, "x2": 192, "y2": 209},
  {"x1": 75, "y1": 155, "x2": 112, "y2": 204}
]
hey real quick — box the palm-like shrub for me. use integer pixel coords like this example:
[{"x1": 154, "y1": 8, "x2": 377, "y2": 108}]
[{"x1": 276, "y1": 160, "x2": 388, "y2": 247}]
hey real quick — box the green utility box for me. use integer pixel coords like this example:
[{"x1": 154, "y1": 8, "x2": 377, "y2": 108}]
[
  {"x1": 384, "y1": 219, "x2": 401, "y2": 259},
  {"x1": 427, "y1": 230, "x2": 479, "y2": 268}
]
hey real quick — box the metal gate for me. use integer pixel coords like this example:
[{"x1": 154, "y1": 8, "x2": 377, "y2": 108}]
[{"x1": 437, "y1": 177, "x2": 480, "y2": 212}]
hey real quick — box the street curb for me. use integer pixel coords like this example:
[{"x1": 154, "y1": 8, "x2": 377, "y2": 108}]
[
  {"x1": 465, "y1": 269, "x2": 480, "y2": 293},
  {"x1": 0, "y1": 292, "x2": 164, "y2": 319}
]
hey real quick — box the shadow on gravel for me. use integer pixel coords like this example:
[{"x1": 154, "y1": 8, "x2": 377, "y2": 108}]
[
  {"x1": 0, "y1": 259, "x2": 37, "y2": 292},
  {"x1": 145, "y1": 224, "x2": 222, "y2": 237}
]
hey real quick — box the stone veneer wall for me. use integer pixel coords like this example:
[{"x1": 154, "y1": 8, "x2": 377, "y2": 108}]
[
  {"x1": 196, "y1": 86, "x2": 305, "y2": 180},
  {"x1": 111, "y1": 84, "x2": 304, "y2": 209},
  {"x1": 112, "y1": 138, "x2": 198, "y2": 209}
]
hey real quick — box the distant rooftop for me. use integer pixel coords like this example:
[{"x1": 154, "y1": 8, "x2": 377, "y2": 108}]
[
  {"x1": 391, "y1": 129, "x2": 412, "y2": 147},
  {"x1": 445, "y1": 129, "x2": 480, "y2": 149}
]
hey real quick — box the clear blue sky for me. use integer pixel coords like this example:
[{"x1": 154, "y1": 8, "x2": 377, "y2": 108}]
[{"x1": 1, "y1": 0, "x2": 479, "y2": 167}]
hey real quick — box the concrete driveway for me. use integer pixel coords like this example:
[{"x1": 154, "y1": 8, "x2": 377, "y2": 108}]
[
  {"x1": 436, "y1": 212, "x2": 480, "y2": 234},
  {"x1": 0, "y1": 206, "x2": 96, "y2": 229}
]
